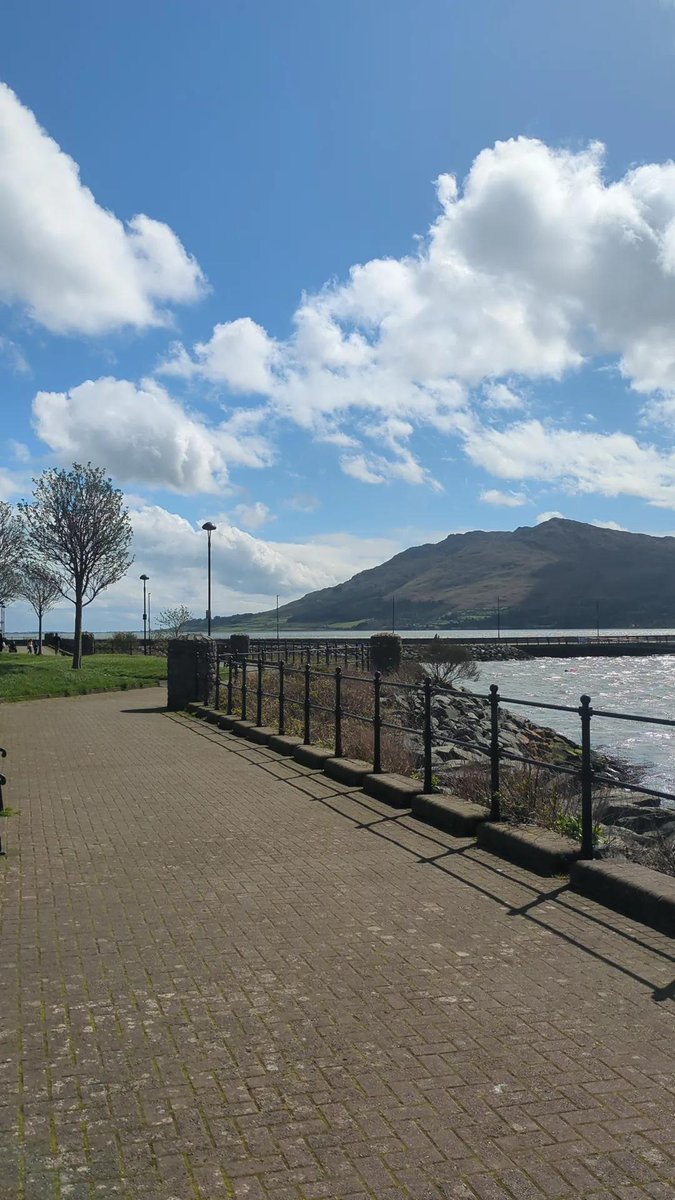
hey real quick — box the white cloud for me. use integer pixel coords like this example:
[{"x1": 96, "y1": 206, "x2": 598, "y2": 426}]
[
  {"x1": 32, "y1": 377, "x2": 274, "y2": 493},
  {"x1": 0, "y1": 82, "x2": 204, "y2": 334},
  {"x1": 464, "y1": 418, "x2": 675, "y2": 507},
  {"x1": 482, "y1": 382, "x2": 526, "y2": 411},
  {"x1": 0, "y1": 336, "x2": 30, "y2": 375},
  {"x1": 232, "y1": 501, "x2": 274, "y2": 530},
  {"x1": 102, "y1": 503, "x2": 411, "y2": 620},
  {"x1": 479, "y1": 488, "x2": 528, "y2": 507},
  {"x1": 591, "y1": 519, "x2": 626, "y2": 531},
  {"x1": 536, "y1": 511, "x2": 565, "y2": 523},
  {"x1": 154, "y1": 135, "x2": 675, "y2": 498},
  {"x1": 161, "y1": 318, "x2": 278, "y2": 392}
]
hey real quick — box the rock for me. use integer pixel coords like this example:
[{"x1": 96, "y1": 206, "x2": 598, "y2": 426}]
[{"x1": 601, "y1": 805, "x2": 674, "y2": 834}]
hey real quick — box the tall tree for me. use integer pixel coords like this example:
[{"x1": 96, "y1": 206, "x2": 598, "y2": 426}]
[
  {"x1": 19, "y1": 464, "x2": 133, "y2": 669},
  {"x1": 0, "y1": 501, "x2": 25, "y2": 606},
  {"x1": 18, "y1": 567, "x2": 61, "y2": 654}
]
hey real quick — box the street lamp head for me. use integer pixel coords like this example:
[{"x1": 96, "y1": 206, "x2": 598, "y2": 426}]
[
  {"x1": 202, "y1": 522, "x2": 216, "y2": 532},
  {"x1": 140, "y1": 573, "x2": 149, "y2": 581}
]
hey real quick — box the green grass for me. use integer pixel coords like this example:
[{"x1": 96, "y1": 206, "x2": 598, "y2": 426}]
[{"x1": 0, "y1": 653, "x2": 166, "y2": 703}]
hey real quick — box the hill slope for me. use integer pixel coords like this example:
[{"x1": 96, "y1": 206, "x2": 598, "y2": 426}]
[{"x1": 208, "y1": 519, "x2": 675, "y2": 629}]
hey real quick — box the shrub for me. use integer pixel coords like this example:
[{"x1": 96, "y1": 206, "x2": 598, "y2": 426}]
[
  {"x1": 370, "y1": 633, "x2": 402, "y2": 674},
  {"x1": 418, "y1": 636, "x2": 479, "y2": 687},
  {"x1": 111, "y1": 631, "x2": 136, "y2": 655}
]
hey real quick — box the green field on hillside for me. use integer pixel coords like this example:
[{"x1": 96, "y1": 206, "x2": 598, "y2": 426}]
[{"x1": 0, "y1": 654, "x2": 166, "y2": 703}]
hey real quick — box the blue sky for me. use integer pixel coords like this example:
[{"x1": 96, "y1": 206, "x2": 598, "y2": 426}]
[{"x1": 3, "y1": 0, "x2": 675, "y2": 628}]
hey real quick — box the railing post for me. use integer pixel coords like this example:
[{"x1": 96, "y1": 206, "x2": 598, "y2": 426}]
[
  {"x1": 278, "y1": 660, "x2": 285, "y2": 735},
  {"x1": 227, "y1": 657, "x2": 233, "y2": 715},
  {"x1": 215, "y1": 657, "x2": 221, "y2": 709},
  {"x1": 256, "y1": 659, "x2": 263, "y2": 727},
  {"x1": 489, "y1": 684, "x2": 501, "y2": 821},
  {"x1": 579, "y1": 694, "x2": 594, "y2": 859},
  {"x1": 423, "y1": 678, "x2": 433, "y2": 793},
  {"x1": 241, "y1": 659, "x2": 248, "y2": 721},
  {"x1": 303, "y1": 663, "x2": 311, "y2": 744},
  {"x1": 0, "y1": 748, "x2": 6, "y2": 857},
  {"x1": 373, "y1": 671, "x2": 382, "y2": 773},
  {"x1": 334, "y1": 667, "x2": 343, "y2": 757}
]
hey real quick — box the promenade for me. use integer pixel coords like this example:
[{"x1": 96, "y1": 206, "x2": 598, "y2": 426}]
[{"x1": 0, "y1": 688, "x2": 673, "y2": 1200}]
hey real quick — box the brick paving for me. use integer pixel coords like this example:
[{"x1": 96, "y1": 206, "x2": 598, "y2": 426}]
[{"x1": 0, "y1": 688, "x2": 674, "y2": 1200}]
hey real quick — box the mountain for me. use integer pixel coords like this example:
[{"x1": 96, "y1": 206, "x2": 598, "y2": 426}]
[{"x1": 204, "y1": 519, "x2": 675, "y2": 630}]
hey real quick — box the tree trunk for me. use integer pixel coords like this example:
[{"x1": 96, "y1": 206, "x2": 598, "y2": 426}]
[
  {"x1": 38, "y1": 609, "x2": 43, "y2": 655},
  {"x1": 72, "y1": 594, "x2": 83, "y2": 670}
]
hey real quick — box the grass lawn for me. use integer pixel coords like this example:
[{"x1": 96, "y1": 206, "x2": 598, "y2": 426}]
[{"x1": 0, "y1": 653, "x2": 167, "y2": 703}]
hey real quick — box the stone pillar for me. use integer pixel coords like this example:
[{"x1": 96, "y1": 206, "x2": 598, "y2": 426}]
[
  {"x1": 167, "y1": 638, "x2": 218, "y2": 710},
  {"x1": 229, "y1": 634, "x2": 250, "y2": 657},
  {"x1": 370, "y1": 633, "x2": 402, "y2": 674}
]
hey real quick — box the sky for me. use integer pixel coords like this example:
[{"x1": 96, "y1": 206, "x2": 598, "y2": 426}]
[{"x1": 4, "y1": 0, "x2": 675, "y2": 630}]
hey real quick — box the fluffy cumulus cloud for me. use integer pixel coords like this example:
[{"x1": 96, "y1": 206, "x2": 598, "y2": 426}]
[
  {"x1": 232, "y1": 501, "x2": 274, "y2": 530},
  {"x1": 0, "y1": 83, "x2": 203, "y2": 334},
  {"x1": 465, "y1": 419, "x2": 675, "y2": 508},
  {"x1": 32, "y1": 378, "x2": 274, "y2": 493},
  {"x1": 154, "y1": 136, "x2": 675, "y2": 503},
  {"x1": 98, "y1": 503, "x2": 411, "y2": 620}
]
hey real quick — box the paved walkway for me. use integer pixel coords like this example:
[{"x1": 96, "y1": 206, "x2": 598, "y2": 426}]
[{"x1": 0, "y1": 689, "x2": 674, "y2": 1200}]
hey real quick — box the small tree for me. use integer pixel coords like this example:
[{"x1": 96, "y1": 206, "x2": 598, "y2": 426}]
[
  {"x1": 0, "y1": 502, "x2": 25, "y2": 607},
  {"x1": 157, "y1": 605, "x2": 194, "y2": 638},
  {"x1": 420, "y1": 637, "x2": 479, "y2": 687},
  {"x1": 18, "y1": 567, "x2": 61, "y2": 654},
  {"x1": 19, "y1": 464, "x2": 133, "y2": 669}
]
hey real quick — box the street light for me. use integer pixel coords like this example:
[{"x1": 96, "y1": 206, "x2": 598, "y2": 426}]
[
  {"x1": 147, "y1": 593, "x2": 152, "y2": 651},
  {"x1": 201, "y1": 522, "x2": 217, "y2": 636},
  {"x1": 140, "y1": 574, "x2": 149, "y2": 655},
  {"x1": 496, "y1": 595, "x2": 502, "y2": 641}
]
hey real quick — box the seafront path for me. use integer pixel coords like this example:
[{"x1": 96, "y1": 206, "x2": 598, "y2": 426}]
[{"x1": 0, "y1": 688, "x2": 673, "y2": 1200}]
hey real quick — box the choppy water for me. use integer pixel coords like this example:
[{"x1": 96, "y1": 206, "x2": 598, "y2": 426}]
[{"x1": 468, "y1": 656, "x2": 675, "y2": 795}]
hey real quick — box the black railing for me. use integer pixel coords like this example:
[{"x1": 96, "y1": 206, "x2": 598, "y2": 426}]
[
  {"x1": 0, "y1": 746, "x2": 6, "y2": 857},
  {"x1": 242, "y1": 638, "x2": 372, "y2": 670},
  {"x1": 214, "y1": 656, "x2": 675, "y2": 860}
]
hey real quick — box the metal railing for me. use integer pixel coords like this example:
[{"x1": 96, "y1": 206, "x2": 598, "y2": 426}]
[
  {"x1": 213, "y1": 656, "x2": 675, "y2": 860},
  {"x1": 0, "y1": 746, "x2": 7, "y2": 857},
  {"x1": 241, "y1": 638, "x2": 372, "y2": 670}
]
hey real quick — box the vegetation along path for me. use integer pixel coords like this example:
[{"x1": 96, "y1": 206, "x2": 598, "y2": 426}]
[{"x1": 0, "y1": 687, "x2": 674, "y2": 1200}]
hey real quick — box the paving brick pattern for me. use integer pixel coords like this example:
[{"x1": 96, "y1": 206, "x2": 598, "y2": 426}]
[{"x1": 0, "y1": 688, "x2": 674, "y2": 1200}]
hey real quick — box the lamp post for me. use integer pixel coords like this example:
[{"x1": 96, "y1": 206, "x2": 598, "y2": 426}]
[
  {"x1": 201, "y1": 522, "x2": 217, "y2": 636},
  {"x1": 140, "y1": 574, "x2": 149, "y2": 655},
  {"x1": 596, "y1": 599, "x2": 600, "y2": 642},
  {"x1": 497, "y1": 595, "x2": 501, "y2": 641},
  {"x1": 147, "y1": 593, "x2": 152, "y2": 651}
]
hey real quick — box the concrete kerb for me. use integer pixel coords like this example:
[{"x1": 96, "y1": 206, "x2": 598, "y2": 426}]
[
  {"x1": 412, "y1": 793, "x2": 489, "y2": 835},
  {"x1": 571, "y1": 860, "x2": 675, "y2": 937},
  {"x1": 477, "y1": 821, "x2": 581, "y2": 877},
  {"x1": 182, "y1": 705, "x2": 673, "y2": 934},
  {"x1": 268, "y1": 734, "x2": 303, "y2": 756},
  {"x1": 364, "y1": 772, "x2": 424, "y2": 809},
  {"x1": 324, "y1": 757, "x2": 373, "y2": 787}
]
